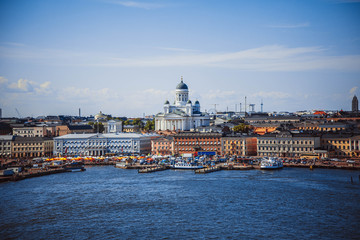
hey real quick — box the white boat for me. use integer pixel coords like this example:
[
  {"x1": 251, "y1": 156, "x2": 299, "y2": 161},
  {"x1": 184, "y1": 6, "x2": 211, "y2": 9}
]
[
  {"x1": 171, "y1": 162, "x2": 203, "y2": 170},
  {"x1": 260, "y1": 157, "x2": 283, "y2": 169}
]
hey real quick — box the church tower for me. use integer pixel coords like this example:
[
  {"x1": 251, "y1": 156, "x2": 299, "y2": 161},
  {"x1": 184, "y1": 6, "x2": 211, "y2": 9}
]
[
  {"x1": 352, "y1": 95, "x2": 359, "y2": 112},
  {"x1": 175, "y1": 77, "x2": 189, "y2": 106}
]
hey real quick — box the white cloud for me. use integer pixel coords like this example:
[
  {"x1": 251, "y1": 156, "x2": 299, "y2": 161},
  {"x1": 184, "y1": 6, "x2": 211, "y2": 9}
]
[
  {"x1": 35, "y1": 81, "x2": 52, "y2": 95},
  {"x1": 94, "y1": 45, "x2": 360, "y2": 72},
  {"x1": 8, "y1": 78, "x2": 35, "y2": 92},
  {"x1": 2, "y1": 44, "x2": 360, "y2": 72},
  {"x1": 350, "y1": 86, "x2": 358, "y2": 95},
  {"x1": 0, "y1": 76, "x2": 8, "y2": 85}
]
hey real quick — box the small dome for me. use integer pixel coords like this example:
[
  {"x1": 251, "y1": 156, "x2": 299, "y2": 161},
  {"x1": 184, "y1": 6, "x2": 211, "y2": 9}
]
[
  {"x1": 176, "y1": 80, "x2": 188, "y2": 90},
  {"x1": 195, "y1": 100, "x2": 200, "y2": 105},
  {"x1": 164, "y1": 100, "x2": 170, "y2": 104},
  {"x1": 187, "y1": 100, "x2": 192, "y2": 104}
]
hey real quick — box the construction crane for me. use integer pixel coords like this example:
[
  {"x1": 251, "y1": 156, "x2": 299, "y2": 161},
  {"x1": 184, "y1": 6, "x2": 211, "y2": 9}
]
[
  {"x1": 213, "y1": 104, "x2": 219, "y2": 113},
  {"x1": 15, "y1": 108, "x2": 21, "y2": 118}
]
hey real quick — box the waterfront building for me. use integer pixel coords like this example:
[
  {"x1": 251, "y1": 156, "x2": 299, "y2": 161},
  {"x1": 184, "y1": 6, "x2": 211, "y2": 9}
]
[
  {"x1": 155, "y1": 78, "x2": 210, "y2": 131},
  {"x1": 151, "y1": 136, "x2": 174, "y2": 156},
  {"x1": 173, "y1": 132, "x2": 222, "y2": 156},
  {"x1": 352, "y1": 95, "x2": 358, "y2": 112},
  {"x1": 12, "y1": 136, "x2": 53, "y2": 158},
  {"x1": 320, "y1": 133, "x2": 354, "y2": 159},
  {"x1": 350, "y1": 135, "x2": 360, "y2": 158},
  {"x1": 221, "y1": 136, "x2": 257, "y2": 156},
  {"x1": 0, "y1": 135, "x2": 14, "y2": 158},
  {"x1": 53, "y1": 133, "x2": 158, "y2": 156},
  {"x1": 257, "y1": 131, "x2": 320, "y2": 158}
]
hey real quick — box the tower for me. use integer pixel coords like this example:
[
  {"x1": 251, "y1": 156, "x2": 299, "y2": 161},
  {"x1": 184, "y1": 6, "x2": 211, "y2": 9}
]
[
  {"x1": 352, "y1": 95, "x2": 359, "y2": 112},
  {"x1": 175, "y1": 76, "x2": 189, "y2": 106}
]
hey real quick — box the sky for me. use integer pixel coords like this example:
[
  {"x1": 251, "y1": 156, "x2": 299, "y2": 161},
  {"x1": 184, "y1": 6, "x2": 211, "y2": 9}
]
[{"x1": 0, "y1": 0, "x2": 360, "y2": 118}]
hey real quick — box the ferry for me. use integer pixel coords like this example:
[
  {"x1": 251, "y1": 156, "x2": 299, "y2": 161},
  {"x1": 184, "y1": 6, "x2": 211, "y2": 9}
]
[
  {"x1": 170, "y1": 162, "x2": 204, "y2": 170},
  {"x1": 260, "y1": 157, "x2": 283, "y2": 170}
]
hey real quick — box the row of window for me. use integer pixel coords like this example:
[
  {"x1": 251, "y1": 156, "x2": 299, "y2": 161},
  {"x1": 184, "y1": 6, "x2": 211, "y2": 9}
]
[
  {"x1": 14, "y1": 147, "x2": 43, "y2": 151},
  {"x1": 175, "y1": 147, "x2": 219, "y2": 151},
  {"x1": 224, "y1": 141, "x2": 244, "y2": 145},
  {"x1": 175, "y1": 141, "x2": 221, "y2": 145},
  {"x1": 259, "y1": 147, "x2": 313, "y2": 152},
  {"x1": 14, "y1": 142, "x2": 43, "y2": 146},
  {"x1": 258, "y1": 140, "x2": 313, "y2": 145}
]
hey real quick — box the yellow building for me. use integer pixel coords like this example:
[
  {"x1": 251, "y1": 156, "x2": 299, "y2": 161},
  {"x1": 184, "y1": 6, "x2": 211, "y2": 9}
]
[
  {"x1": 222, "y1": 136, "x2": 257, "y2": 156},
  {"x1": 12, "y1": 136, "x2": 53, "y2": 158}
]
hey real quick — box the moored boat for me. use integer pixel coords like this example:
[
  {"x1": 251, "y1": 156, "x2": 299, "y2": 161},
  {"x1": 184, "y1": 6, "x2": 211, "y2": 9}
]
[
  {"x1": 260, "y1": 157, "x2": 283, "y2": 170},
  {"x1": 170, "y1": 162, "x2": 203, "y2": 170},
  {"x1": 63, "y1": 161, "x2": 86, "y2": 172}
]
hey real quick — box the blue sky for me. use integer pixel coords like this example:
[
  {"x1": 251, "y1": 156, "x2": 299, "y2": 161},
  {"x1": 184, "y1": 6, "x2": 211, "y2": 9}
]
[{"x1": 0, "y1": 0, "x2": 359, "y2": 117}]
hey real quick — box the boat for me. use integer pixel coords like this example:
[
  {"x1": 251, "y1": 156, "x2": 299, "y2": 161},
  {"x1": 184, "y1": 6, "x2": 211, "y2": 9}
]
[
  {"x1": 63, "y1": 161, "x2": 86, "y2": 172},
  {"x1": 260, "y1": 157, "x2": 283, "y2": 170},
  {"x1": 170, "y1": 162, "x2": 204, "y2": 170},
  {"x1": 115, "y1": 162, "x2": 129, "y2": 169}
]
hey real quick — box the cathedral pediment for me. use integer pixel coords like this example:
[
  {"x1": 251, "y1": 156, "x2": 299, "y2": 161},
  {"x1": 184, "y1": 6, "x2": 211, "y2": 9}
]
[{"x1": 164, "y1": 113, "x2": 187, "y2": 118}]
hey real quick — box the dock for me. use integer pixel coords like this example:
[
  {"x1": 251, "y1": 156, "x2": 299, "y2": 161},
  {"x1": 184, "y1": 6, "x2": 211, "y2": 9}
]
[
  {"x1": 138, "y1": 166, "x2": 168, "y2": 173},
  {"x1": 0, "y1": 168, "x2": 67, "y2": 183},
  {"x1": 195, "y1": 166, "x2": 221, "y2": 174}
]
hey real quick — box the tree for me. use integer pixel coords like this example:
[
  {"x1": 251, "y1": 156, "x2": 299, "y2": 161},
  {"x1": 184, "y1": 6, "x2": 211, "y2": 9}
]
[
  {"x1": 233, "y1": 123, "x2": 250, "y2": 133},
  {"x1": 92, "y1": 122, "x2": 105, "y2": 133},
  {"x1": 144, "y1": 119, "x2": 155, "y2": 131}
]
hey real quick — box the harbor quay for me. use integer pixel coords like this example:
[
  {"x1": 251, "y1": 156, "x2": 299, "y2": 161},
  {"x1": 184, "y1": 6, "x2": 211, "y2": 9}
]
[{"x1": 1, "y1": 154, "x2": 359, "y2": 182}]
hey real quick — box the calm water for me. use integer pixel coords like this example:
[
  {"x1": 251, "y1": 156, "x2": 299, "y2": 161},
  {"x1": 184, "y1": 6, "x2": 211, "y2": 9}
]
[{"x1": 1, "y1": 166, "x2": 360, "y2": 240}]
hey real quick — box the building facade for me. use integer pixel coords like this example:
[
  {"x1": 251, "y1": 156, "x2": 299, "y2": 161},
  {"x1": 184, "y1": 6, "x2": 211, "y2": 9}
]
[
  {"x1": 0, "y1": 135, "x2": 14, "y2": 158},
  {"x1": 12, "y1": 136, "x2": 53, "y2": 158},
  {"x1": 222, "y1": 136, "x2": 257, "y2": 156},
  {"x1": 155, "y1": 78, "x2": 210, "y2": 131},
  {"x1": 151, "y1": 136, "x2": 174, "y2": 156},
  {"x1": 173, "y1": 132, "x2": 222, "y2": 156},
  {"x1": 53, "y1": 133, "x2": 158, "y2": 156},
  {"x1": 321, "y1": 133, "x2": 353, "y2": 159},
  {"x1": 257, "y1": 131, "x2": 320, "y2": 158}
]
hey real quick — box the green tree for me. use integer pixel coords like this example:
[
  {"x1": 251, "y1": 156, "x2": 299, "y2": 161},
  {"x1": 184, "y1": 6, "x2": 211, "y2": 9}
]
[
  {"x1": 144, "y1": 119, "x2": 155, "y2": 131},
  {"x1": 233, "y1": 123, "x2": 250, "y2": 133},
  {"x1": 93, "y1": 122, "x2": 105, "y2": 133}
]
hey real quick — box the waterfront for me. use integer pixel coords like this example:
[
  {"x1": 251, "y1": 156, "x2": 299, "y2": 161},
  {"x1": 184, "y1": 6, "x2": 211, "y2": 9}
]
[{"x1": 1, "y1": 166, "x2": 360, "y2": 239}]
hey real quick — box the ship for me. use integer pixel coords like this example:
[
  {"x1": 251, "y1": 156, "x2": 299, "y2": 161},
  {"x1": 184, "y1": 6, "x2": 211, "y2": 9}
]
[
  {"x1": 260, "y1": 157, "x2": 283, "y2": 170},
  {"x1": 170, "y1": 162, "x2": 204, "y2": 170}
]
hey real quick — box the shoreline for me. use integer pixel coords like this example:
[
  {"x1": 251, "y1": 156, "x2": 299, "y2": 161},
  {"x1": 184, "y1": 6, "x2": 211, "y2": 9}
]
[{"x1": 1, "y1": 161, "x2": 359, "y2": 183}]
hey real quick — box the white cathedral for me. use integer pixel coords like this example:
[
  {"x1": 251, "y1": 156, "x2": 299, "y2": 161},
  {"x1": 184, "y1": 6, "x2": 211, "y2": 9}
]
[{"x1": 155, "y1": 78, "x2": 210, "y2": 131}]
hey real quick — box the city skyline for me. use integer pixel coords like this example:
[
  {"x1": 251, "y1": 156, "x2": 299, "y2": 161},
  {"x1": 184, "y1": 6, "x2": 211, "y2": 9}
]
[{"x1": 1, "y1": 0, "x2": 360, "y2": 118}]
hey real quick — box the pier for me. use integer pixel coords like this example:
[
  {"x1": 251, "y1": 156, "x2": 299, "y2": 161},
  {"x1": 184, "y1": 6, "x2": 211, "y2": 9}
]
[
  {"x1": 138, "y1": 166, "x2": 168, "y2": 173},
  {"x1": 195, "y1": 166, "x2": 221, "y2": 174}
]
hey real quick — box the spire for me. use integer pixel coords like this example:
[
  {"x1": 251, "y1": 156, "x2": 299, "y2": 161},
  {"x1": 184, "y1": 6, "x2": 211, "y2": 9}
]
[{"x1": 181, "y1": 76, "x2": 183, "y2": 83}]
